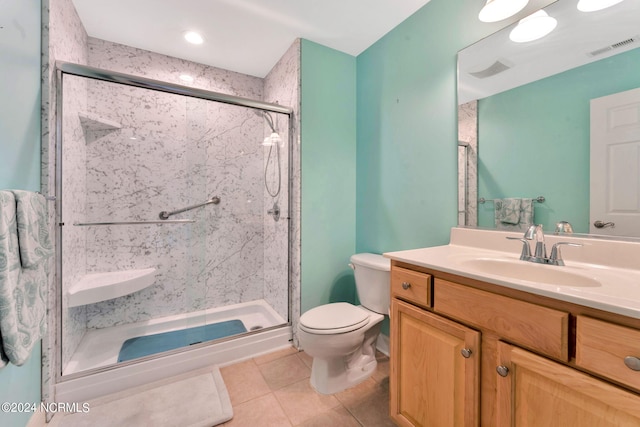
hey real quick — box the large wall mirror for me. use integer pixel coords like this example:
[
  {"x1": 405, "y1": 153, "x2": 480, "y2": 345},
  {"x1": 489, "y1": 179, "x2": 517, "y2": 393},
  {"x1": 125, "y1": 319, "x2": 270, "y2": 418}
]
[{"x1": 457, "y1": 0, "x2": 640, "y2": 237}]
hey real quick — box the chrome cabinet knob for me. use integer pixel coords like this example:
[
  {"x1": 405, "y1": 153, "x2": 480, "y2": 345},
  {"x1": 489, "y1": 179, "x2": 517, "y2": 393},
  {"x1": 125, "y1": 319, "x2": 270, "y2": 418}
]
[
  {"x1": 401, "y1": 282, "x2": 411, "y2": 290},
  {"x1": 460, "y1": 348, "x2": 472, "y2": 358},
  {"x1": 496, "y1": 365, "x2": 509, "y2": 377},
  {"x1": 624, "y1": 356, "x2": 640, "y2": 371}
]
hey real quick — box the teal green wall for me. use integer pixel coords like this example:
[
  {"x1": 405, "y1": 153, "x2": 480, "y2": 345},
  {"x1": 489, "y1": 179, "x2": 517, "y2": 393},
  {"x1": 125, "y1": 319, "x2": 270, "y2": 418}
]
[
  {"x1": 1, "y1": 0, "x2": 42, "y2": 191},
  {"x1": 300, "y1": 40, "x2": 357, "y2": 313},
  {"x1": 354, "y1": 0, "x2": 499, "y2": 337},
  {"x1": 478, "y1": 47, "x2": 640, "y2": 233},
  {"x1": 355, "y1": 0, "x2": 497, "y2": 253},
  {"x1": 0, "y1": 1, "x2": 43, "y2": 426}
]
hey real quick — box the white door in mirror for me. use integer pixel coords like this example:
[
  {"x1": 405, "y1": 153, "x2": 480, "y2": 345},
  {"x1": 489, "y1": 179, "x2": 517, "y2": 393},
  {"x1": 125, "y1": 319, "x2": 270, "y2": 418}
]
[{"x1": 590, "y1": 87, "x2": 640, "y2": 237}]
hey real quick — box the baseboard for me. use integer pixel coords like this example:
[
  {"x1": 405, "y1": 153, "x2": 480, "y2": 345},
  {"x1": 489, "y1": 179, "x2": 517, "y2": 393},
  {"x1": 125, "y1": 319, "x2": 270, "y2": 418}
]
[{"x1": 376, "y1": 333, "x2": 389, "y2": 356}]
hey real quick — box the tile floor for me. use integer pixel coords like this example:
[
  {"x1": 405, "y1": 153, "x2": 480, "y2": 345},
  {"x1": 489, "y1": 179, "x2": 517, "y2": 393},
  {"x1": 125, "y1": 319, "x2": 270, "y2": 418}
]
[
  {"x1": 40, "y1": 346, "x2": 394, "y2": 427},
  {"x1": 220, "y1": 347, "x2": 394, "y2": 427}
]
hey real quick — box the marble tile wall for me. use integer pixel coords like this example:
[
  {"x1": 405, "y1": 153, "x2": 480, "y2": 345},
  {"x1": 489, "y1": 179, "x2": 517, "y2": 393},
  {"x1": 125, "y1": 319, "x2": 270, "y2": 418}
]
[
  {"x1": 82, "y1": 79, "x2": 267, "y2": 328},
  {"x1": 60, "y1": 75, "x2": 89, "y2": 368},
  {"x1": 41, "y1": 0, "x2": 89, "y2": 402},
  {"x1": 263, "y1": 39, "x2": 301, "y2": 343}
]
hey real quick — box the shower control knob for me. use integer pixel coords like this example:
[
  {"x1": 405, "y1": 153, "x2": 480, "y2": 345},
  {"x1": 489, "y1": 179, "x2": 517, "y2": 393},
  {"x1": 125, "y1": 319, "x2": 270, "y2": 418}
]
[{"x1": 401, "y1": 282, "x2": 411, "y2": 290}]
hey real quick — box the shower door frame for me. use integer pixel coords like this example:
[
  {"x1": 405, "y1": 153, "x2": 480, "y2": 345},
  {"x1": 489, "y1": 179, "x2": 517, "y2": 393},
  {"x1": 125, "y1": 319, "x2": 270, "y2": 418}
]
[{"x1": 54, "y1": 61, "x2": 294, "y2": 384}]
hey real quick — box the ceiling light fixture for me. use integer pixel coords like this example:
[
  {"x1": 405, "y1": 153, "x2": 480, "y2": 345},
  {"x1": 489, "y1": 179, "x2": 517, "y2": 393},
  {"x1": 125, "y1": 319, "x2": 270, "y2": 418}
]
[
  {"x1": 577, "y1": 0, "x2": 624, "y2": 12},
  {"x1": 509, "y1": 10, "x2": 557, "y2": 43},
  {"x1": 479, "y1": 0, "x2": 529, "y2": 22},
  {"x1": 184, "y1": 31, "x2": 204, "y2": 45}
]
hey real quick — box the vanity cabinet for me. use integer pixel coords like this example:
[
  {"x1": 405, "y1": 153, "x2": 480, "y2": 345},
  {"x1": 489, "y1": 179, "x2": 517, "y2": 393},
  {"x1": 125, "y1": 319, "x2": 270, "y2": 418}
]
[
  {"x1": 389, "y1": 260, "x2": 640, "y2": 427},
  {"x1": 496, "y1": 341, "x2": 640, "y2": 426},
  {"x1": 390, "y1": 298, "x2": 479, "y2": 427}
]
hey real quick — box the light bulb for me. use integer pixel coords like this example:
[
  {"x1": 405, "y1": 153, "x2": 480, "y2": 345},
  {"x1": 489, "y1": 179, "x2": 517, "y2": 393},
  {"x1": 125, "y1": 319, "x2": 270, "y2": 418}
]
[
  {"x1": 509, "y1": 10, "x2": 557, "y2": 43},
  {"x1": 479, "y1": 0, "x2": 529, "y2": 22},
  {"x1": 577, "y1": 0, "x2": 624, "y2": 12}
]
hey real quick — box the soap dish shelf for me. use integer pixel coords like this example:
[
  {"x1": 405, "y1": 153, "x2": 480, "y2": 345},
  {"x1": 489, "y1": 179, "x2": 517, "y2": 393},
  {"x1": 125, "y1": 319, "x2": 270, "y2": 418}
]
[{"x1": 67, "y1": 268, "x2": 156, "y2": 307}]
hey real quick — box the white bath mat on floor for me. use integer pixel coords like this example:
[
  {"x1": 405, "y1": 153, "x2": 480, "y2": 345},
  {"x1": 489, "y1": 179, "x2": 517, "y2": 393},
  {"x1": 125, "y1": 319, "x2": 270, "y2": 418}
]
[{"x1": 57, "y1": 366, "x2": 233, "y2": 427}]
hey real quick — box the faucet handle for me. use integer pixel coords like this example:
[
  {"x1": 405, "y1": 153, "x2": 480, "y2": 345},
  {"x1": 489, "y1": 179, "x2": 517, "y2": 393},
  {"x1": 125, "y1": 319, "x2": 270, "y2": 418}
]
[
  {"x1": 506, "y1": 237, "x2": 532, "y2": 261},
  {"x1": 524, "y1": 225, "x2": 537, "y2": 240},
  {"x1": 549, "y1": 242, "x2": 582, "y2": 266}
]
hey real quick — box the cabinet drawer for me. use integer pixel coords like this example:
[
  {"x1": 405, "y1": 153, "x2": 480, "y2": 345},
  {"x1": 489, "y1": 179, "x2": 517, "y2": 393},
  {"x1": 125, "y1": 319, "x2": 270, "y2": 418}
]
[
  {"x1": 434, "y1": 279, "x2": 569, "y2": 361},
  {"x1": 576, "y1": 316, "x2": 640, "y2": 391},
  {"x1": 391, "y1": 266, "x2": 432, "y2": 308}
]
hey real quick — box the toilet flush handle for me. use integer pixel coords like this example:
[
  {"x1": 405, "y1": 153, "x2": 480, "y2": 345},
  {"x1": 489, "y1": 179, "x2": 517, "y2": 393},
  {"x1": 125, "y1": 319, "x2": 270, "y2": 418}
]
[{"x1": 348, "y1": 263, "x2": 355, "y2": 270}]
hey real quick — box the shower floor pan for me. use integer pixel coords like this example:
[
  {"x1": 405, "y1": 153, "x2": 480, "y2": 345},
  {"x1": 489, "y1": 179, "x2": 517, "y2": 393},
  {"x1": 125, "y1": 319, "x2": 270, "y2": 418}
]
[{"x1": 63, "y1": 299, "x2": 286, "y2": 375}]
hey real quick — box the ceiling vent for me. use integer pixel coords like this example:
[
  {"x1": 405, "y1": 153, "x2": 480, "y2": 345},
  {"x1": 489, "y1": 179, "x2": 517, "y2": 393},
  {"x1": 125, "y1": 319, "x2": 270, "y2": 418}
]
[
  {"x1": 589, "y1": 36, "x2": 639, "y2": 57},
  {"x1": 469, "y1": 60, "x2": 512, "y2": 79}
]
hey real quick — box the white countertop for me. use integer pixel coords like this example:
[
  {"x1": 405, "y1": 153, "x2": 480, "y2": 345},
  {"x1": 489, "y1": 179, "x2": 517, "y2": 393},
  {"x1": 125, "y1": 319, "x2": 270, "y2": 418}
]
[{"x1": 384, "y1": 227, "x2": 640, "y2": 320}]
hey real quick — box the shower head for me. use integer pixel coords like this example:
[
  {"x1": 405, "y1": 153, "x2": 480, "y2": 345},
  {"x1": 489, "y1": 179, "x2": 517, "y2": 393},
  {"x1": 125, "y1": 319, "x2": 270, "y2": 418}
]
[{"x1": 255, "y1": 110, "x2": 277, "y2": 133}]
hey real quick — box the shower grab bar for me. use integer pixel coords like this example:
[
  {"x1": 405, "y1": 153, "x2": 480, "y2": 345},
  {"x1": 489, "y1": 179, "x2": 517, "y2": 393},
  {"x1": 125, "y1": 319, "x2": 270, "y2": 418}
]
[
  {"x1": 159, "y1": 196, "x2": 220, "y2": 220},
  {"x1": 73, "y1": 219, "x2": 195, "y2": 226}
]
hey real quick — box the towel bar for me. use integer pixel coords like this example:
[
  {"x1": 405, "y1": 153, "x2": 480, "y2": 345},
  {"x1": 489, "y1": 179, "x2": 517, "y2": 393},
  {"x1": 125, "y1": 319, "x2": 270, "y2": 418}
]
[{"x1": 479, "y1": 196, "x2": 545, "y2": 204}]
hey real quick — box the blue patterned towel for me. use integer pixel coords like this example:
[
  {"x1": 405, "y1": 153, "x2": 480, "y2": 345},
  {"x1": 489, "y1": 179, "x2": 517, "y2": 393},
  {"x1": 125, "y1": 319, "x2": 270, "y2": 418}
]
[
  {"x1": 0, "y1": 191, "x2": 50, "y2": 367},
  {"x1": 495, "y1": 198, "x2": 534, "y2": 231},
  {"x1": 495, "y1": 198, "x2": 522, "y2": 225},
  {"x1": 13, "y1": 191, "x2": 53, "y2": 269}
]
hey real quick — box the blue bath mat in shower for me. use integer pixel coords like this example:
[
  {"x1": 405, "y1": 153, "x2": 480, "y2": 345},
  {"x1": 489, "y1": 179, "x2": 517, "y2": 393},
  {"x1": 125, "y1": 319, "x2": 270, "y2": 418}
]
[{"x1": 117, "y1": 319, "x2": 247, "y2": 362}]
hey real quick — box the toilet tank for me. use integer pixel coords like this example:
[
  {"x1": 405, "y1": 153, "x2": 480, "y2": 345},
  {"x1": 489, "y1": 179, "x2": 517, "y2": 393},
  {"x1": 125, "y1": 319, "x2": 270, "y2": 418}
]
[{"x1": 350, "y1": 253, "x2": 390, "y2": 315}]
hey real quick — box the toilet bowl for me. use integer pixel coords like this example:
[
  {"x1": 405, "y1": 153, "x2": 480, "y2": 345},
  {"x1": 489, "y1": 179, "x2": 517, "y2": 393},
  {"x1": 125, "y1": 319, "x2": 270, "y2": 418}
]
[{"x1": 298, "y1": 253, "x2": 390, "y2": 394}]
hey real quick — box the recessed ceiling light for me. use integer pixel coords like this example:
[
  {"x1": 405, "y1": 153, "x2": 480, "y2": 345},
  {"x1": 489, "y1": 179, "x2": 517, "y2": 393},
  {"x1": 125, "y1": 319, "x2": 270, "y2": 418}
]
[
  {"x1": 179, "y1": 74, "x2": 194, "y2": 83},
  {"x1": 184, "y1": 31, "x2": 204, "y2": 45}
]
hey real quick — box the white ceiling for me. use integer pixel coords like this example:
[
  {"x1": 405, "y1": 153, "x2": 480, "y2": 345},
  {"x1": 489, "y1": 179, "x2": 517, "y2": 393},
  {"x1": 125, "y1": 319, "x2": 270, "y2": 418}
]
[{"x1": 71, "y1": 0, "x2": 432, "y2": 78}]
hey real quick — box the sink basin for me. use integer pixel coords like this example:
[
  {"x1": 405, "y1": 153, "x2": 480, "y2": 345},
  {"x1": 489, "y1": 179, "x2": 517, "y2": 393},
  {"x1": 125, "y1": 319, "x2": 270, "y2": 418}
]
[{"x1": 461, "y1": 258, "x2": 601, "y2": 287}]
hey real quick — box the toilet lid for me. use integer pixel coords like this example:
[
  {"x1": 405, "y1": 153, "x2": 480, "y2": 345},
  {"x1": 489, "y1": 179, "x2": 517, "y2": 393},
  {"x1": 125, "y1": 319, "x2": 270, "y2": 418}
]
[{"x1": 299, "y1": 302, "x2": 369, "y2": 334}]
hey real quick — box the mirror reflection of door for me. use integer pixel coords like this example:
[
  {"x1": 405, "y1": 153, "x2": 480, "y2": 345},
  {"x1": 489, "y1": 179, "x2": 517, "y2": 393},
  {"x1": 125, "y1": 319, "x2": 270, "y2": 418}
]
[{"x1": 590, "y1": 87, "x2": 640, "y2": 237}]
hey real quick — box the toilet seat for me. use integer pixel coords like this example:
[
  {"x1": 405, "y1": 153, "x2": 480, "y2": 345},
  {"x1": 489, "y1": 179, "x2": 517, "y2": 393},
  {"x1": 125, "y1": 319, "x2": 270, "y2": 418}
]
[{"x1": 299, "y1": 302, "x2": 370, "y2": 335}]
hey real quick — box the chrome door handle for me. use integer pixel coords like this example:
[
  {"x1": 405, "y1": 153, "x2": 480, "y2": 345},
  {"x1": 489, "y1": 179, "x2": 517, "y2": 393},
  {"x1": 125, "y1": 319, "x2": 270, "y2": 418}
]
[{"x1": 593, "y1": 220, "x2": 615, "y2": 229}]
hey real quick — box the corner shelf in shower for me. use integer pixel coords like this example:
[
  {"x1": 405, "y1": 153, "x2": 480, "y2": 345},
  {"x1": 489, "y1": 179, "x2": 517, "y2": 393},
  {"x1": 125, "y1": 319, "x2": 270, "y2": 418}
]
[
  {"x1": 67, "y1": 268, "x2": 156, "y2": 307},
  {"x1": 78, "y1": 112, "x2": 122, "y2": 133}
]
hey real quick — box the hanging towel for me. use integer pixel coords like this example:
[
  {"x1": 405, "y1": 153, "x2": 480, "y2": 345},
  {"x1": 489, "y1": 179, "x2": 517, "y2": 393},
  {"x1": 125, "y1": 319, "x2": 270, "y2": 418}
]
[
  {"x1": 14, "y1": 190, "x2": 53, "y2": 268},
  {"x1": 495, "y1": 198, "x2": 522, "y2": 225},
  {"x1": 0, "y1": 190, "x2": 51, "y2": 368},
  {"x1": 495, "y1": 198, "x2": 534, "y2": 231}
]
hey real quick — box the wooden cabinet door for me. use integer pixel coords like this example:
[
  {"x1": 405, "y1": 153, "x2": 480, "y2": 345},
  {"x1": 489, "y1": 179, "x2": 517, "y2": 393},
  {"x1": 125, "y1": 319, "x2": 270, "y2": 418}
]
[
  {"x1": 390, "y1": 298, "x2": 480, "y2": 427},
  {"x1": 496, "y1": 341, "x2": 640, "y2": 426}
]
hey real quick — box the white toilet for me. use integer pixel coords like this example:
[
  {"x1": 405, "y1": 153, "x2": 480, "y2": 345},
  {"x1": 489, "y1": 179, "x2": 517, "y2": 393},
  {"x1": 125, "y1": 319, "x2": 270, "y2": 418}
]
[{"x1": 298, "y1": 253, "x2": 390, "y2": 395}]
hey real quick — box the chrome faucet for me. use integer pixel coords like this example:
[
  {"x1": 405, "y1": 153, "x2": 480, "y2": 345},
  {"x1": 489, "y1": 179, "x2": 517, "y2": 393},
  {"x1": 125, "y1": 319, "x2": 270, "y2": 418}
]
[
  {"x1": 507, "y1": 224, "x2": 581, "y2": 266},
  {"x1": 530, "y1": 224, "x2": 547, "y2": 262}
]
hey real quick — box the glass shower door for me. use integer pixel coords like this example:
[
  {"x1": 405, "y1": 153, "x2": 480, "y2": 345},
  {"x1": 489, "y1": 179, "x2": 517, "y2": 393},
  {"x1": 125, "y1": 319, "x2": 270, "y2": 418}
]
[
  {"x1": 59, "y1": 74, "x2": 207, "y2": 376},
  {"x1": 58, "y1": 68, "x2": 291, "y2": 379}
]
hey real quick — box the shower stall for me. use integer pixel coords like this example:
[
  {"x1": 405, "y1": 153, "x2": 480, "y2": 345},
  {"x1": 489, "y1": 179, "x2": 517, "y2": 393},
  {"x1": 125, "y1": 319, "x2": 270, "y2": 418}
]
[{"x1": 54, "y1": 62, "x2": 293, "y2": 399}]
